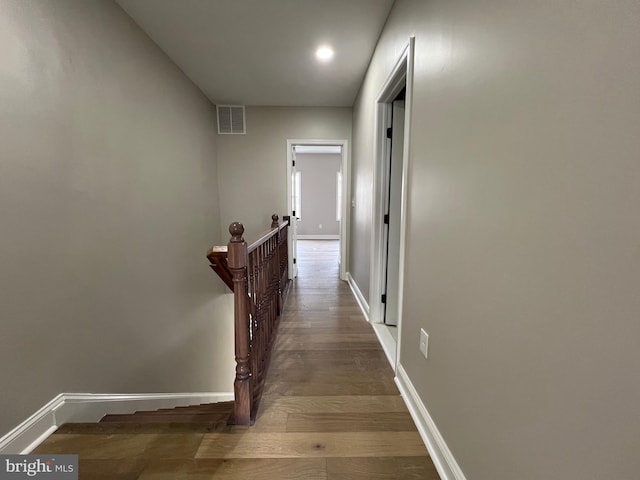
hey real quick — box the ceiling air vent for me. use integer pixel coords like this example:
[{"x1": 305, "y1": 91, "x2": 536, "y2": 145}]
[{"x1": 217, "y1": 105, "x2": 246, "y2": 134}]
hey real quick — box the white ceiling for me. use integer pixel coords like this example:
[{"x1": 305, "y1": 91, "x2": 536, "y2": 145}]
[{"x1": 115, "y1": 0, "x2": 395, "y2": 107}]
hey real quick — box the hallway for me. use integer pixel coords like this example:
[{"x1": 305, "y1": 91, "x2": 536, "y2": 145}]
[
  {"x1": 5, "y1": 1, "x2": 638, "y2": 477},
  {"x1": 196, "y1": 239, "x2": 438, "y2": 476},
  {"x1": 239, "y1": 239, "x2": 439, "y2": 477},
  {"x1": 34, "y1": 240, "x2": 438, "y2": 479}
]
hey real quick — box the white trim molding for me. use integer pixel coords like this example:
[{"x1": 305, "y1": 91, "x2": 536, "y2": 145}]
[
  {"x1": 287, "y1": 139, "x2": 350, "y2": 281},
  {"x1": 371, "y1": 323, "x2": 397, "y2": 369},
  {"x1": 297, "y1": 235, "x2": 340, "y2": 240},
  {"x1": 395, "y1": 365, "x2": 467, "y2": 480},
  {"x1": 346, "y1": 272, "x2": 370, "y2": 322},
  {"x1": 0, "y1": 392, "x2": 233, "y2": 455},
  {"x1": 369, "y1": 38, "x2": 415, "y2": 376},
  {"x1": 347, "y1": 273, "x2": 397, "y2": 369}
]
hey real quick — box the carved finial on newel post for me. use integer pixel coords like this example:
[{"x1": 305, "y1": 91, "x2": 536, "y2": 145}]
[
  {"x1": 271, "y1": 214, "x2": 279, "y2": 229},
  {"x1": 229, "y1": 222, "x2": 244, "y2": 243},
  {"x1": 227, "y1": 221, "x2": 252, "y2": 425}
]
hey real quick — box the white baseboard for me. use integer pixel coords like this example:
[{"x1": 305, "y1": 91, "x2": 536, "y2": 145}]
[
  {"x1": 371, "y1": 323, "x2": 397, "y2": 369},
  {"x1": 346, "y1": 272, "x2": 370, "y2": 322},
  {"x1": 297, "y1": 235, "x2": 340, "y2": 240},
  {"x1": 346, "y1": 272, "x2": 398, "y2": 370},
  {"x1": 395, "y1": 365, "x2": 467, "y2": 480},
  {"x1": 0, "y1": 392, "x2": 233, "y2": 455}
]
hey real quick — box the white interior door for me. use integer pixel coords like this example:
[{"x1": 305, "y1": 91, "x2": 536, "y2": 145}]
[
  {"x1": 383, "y1": 99, "x2": 405, "y2": 326},
  {"x1": 290, "y1": 146, "x2": 299, "y2": 278}
]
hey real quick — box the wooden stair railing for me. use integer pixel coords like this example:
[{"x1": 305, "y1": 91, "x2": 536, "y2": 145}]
[{"x1": 206, "y1": 214, "x2": 291, "y2": 425}]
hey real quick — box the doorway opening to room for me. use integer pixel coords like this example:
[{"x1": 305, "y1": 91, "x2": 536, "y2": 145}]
[
  {"x1": 371, "y1": 38, "x2": 414, "y2": 370},
  {"x1": 286, "y1": 140, "x2": 349, "y2": 281}
]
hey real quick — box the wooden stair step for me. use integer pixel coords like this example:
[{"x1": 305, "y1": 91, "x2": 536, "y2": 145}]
[
  {"x1": 154, "y1": 403, "x2": 233, "y2": 413},
  {"x1": 99, "y1": 402, "x2": 233, "y2": 424},
  {"x1": 136, "y1": 406, "x2": 226, "y2": 415},
  {"x1": 56, "y1": 421, "x2": 231, "y2": 434},
  {"x1": 100, "y1": 413, "x2": 230, "y2": 423}
]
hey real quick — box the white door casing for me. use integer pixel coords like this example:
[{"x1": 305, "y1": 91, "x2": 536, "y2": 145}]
[
  {"x1": 370, "y1": 37, "x2": 415, "y2": 371},
  {"x1": 286, "y1": 139, "x2": 350, "y2": 281}
]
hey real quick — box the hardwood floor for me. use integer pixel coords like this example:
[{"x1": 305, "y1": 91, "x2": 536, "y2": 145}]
[{"x1": 34, "y1": 240, "x2": 439, "y2": 479}]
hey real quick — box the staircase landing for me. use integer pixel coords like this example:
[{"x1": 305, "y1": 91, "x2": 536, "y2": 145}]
[{"x1": 33, "y1": 240, "x2": 439, "y2": 479}]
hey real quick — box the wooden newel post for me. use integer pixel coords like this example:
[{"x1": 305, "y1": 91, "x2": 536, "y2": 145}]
[{"x1": 227, "y1": 221, "x2": 252, "y2": 425}]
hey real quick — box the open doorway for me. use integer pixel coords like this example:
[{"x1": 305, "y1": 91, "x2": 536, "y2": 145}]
[
  {"x1": 382, "y1": 87, "x2": 406, "y2": 329},
  {"x1": 370, "y1": 38, "x2": 414, "y2": 370},
  {"x1": 286, "y1": 139, "x2": 350, "y2": 281},
  {"x1": 294, "y1": 145, "x2": 342, "y2": 241}
]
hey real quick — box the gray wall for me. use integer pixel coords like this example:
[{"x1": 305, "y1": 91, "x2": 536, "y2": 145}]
[
  {"x1": 0, "y1": 0, "x2": 234, "y2": 437},
  {"x1": 352, "y1": 0, "x2": 640, "y2": 478},
  {"x1": 215, "y1": 107, "x2": 351, "y2": 240},
  {"x1": 349, "y1": 95, "x2": 375, "y2": 302},
  {"x1": 296, "y1": 153, "x2": 341, "y2": 237}
]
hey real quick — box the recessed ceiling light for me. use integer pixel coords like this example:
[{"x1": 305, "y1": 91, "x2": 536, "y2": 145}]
[{"x1": 315, "y1": 46, "x2": 334, "y2": 62}]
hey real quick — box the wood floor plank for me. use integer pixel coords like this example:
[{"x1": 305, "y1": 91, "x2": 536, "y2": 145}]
[
  {"x1": 270, "y1": 350, "x2": 390, "y2": 362},
  {"x1": 73, "y1": 459, "x2": 147, "y2": 480},
  {"x1": 196, "y1": 432, "x2": 428, "y2": 458},
  {"x1": 285, "y1": 412, "x2": 417, "y2": 432},
  {"x1": 33, "y1": 434, "x2": 157, "y2": 458},
  {"x1": 259, "y1": 395, "x2": 408, "y2": 414},
  {"x1": 277, "y1": 363, "x2": 392, "y2": 376},
  {"x1": 35, "y1": 433, "x2": 209, "y2": 459},
  {"x1": 279, "y1": 325, "x2": 373, "y2": 334},
  {"x1": 267, "y1": 367, "x2": 395, "y2": 384},
  {"x1": 263, "y1": 381, "x2": 399, "y2": 396},
  {"x1": 137, "y1": 458, "x2": 327, "y2": 480},
  {"x1": 252, "y1": 396, "x2": 413, "y2": 433},
  {"x1": 268, "y1": 357, "x2": 391, "y2": 372},
  {"x1": 327, "y1": 457, "x2": 440, "y2": 480},
  {"x1": 273, "y1": 341, "x2": 383, "y2": 351},
  {"x1": 276, "y1": 333, "x2": 379, "y2": 344},
  {"x1": 280, "y1": 323, "x2": 370, "y2": 330}
]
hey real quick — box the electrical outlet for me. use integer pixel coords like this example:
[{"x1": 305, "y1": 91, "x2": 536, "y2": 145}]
[
  {"x1": 419, "y1": 329, "x2": 429, "y2": 359},
  {"x1": 319, "y1": 223, "x2": 323, "y2": 229}
]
